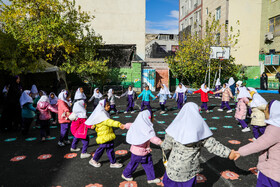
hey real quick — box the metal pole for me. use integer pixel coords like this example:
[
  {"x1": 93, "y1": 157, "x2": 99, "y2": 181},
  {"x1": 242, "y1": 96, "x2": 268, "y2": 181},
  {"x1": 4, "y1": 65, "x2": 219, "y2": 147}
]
[
  {"x1": 219, "y1": 61, "x2": 221, "y2": 79},
  {"x1": 208, "y1": 59, "x2": 211, "y2": 87},
  {"x1": 213, "y1": 71, "x2": 217, "y2": 89}
]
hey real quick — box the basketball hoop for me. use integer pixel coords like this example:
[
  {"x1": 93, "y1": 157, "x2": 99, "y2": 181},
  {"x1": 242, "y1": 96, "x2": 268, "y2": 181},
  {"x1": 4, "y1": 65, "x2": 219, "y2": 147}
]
[{"x1": 219, "y1": 57, "x2": 224, "y2": 61}]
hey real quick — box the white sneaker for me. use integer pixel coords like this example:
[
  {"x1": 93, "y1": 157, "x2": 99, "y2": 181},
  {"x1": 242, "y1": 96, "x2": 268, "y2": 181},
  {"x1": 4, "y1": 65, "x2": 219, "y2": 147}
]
[
  {"x1": 64, "y1": 140, "x2": 71, "y2": 145},
  {"x1": 253, "y1": 138, "x2": 256, "y2": 141},
  {"x1": 160, "y1": 111, "x2": 165, "y2": 114},
  {"x1": 58, "y1": 141, "x2": 65, "y2": 147},
  {"x1": 124, "y1": 111, "x2": 128, "y2": 114},
  {"x1": 89, "y1": 159, "x2": 101, "y2": 167},
  {"x1": 206, "y1": 110, "x2": 210, "y2": 113},
  {"x1": 147, "y1": 178, "x2": 161, "y2": 184},
  {"x1": 121, "y1": 174, "x2": 133, "y2": 181},
  {"x1": 110, "y1": 162, "x2": 123, "y2": 168},
  {"x1": 131, "y1": 111, "x2": 136, "y2": 114},
  {"x1": 70, "y1": 148, "x2": 81, "y2": 152},
  {"x1": 80, "y1": 153, "x2": 91, "y2": 159},
  {"x1": 241, "y1": 127, "x2": 250, "y2": 132},
  {"x1": 227, "y1": 110, "x2": 233, "y2": 113},
  {"x1": 218, "y1": 109, "x2": 223, "y2": 112}
]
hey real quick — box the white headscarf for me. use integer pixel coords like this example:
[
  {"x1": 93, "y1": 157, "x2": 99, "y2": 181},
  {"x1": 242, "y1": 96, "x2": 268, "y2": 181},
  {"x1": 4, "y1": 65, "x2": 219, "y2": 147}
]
[
  {"x1": 85, "y1": 99, "x2": 109, "y2": 126},
  {"x1": 126, "y1": 110, "x2": 156, "y2": 145},
  {"x1": 128, "y1": 86, "x2": 134, "y2": 95},
  {"x1": 74, "y1": 88, "x2": 86, "y2": 100},
  {"x1": 2, "y1": 86, "x2": 8, "y2": 93},
  {"x1": 176, "y1": 83, "x2": 187, "y2": 93},
  {"x1": 159, "y1": 84, "x2": 171, "y2": 95},
  {"x1": 20, "y1": 90, "x2": 33, "y2": 107},
  {"x1": 248, "y1": 87, "x2": 257, "y2": 93},
  {"x1": 73, "y1": 100, "x2": 87, "y2": 119},
  {"x1": 31, "y1": 85, "x2": 38, "y2": 94},
  {"x1": 201, "y1": 83, "x2": 210, "y2": 93},
  {"x1": 49, "y1": 92, "x2": 58, "y2": 105},
  {"x1": 228, "y1": 77, "x2": 235, "y2": 86},
  {"x1": 93, "y1": 88, "x2": 103, "y2": 98},
  {"x1": 265, "y1": 100, "x2": 280, "y2": 128},
  {"x1": 108, "y1": 89, "x2": 113, "y2": 98},
  {"x1": 38, "y1": 95, "x2": 50, "y2": 103},
  {"x1": 236, "y1": 81, "x2": 243, "y2": 87},
  {"x1": 215, "y1": 78, "x2": 221, "y2": 86},
  {"x1": 250, "y1": 93, "x2": 267, "y2": 108},
  {"x1": 58, "y1": 90, "x2": 71, "y2": 106},
  {"x1": 221, "y1": 83, "x2": 229, "y2": 92},
  {"x1": 237, "y1": 87, "x2": 251, "y2": 99},
  {"x1": 166, "y1": 102, "x2": 213, "y2": 144},
  {"x1": 40, "y1": 90, "x2": 47, "y2": 96}
]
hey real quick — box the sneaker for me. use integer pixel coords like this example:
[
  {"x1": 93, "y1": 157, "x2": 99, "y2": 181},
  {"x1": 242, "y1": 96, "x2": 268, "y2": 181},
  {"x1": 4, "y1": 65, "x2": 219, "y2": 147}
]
[
  {"x1": 124, "y1": 111, "x2": 128, "y2": 114},
  {"x1": 147, "y1": 178, "x2": 161, "y2": 184},
  {"x1": 131, "y1": 111, "x2": 136, "y2": 114},
  {"x1": 241, "y1": 127, "x2": 250, "y2": 132},
  {"x1": 89, "y1": 159, "x2": 101, "y2": 167},
  {"x1": 64, "y1": 140, "x2": 71, "y2": 145},
  {"x1": 218, "y1": 109, "x2": 223, "y2": 112},
  {"x1": 80, "y1": 153, "x2": 91, "y2": 159},
  {"x1": 110, "y1": 162, "x2": 123, "y2": 168},
  {"x1": 58, "y1": 141, "x2": 65, "y2": 147},
  {"x1": 206, "y1": 110, "x2": 210, "y2": 113},
  {"x1": 227, "y1": 109, "x2": 233, "y2": 113},
  {"x1": 70, "y1": 148, "x2": 81, "y2": 152},
  {"x1": 41, "y1": 137, "x2": 46, "y2": 141},
  {"x1": 160, "y1": 111, "x2": 165, "y2": 114},
  {"x1": 253, "y1": 138, "x2": 256, "y2": 141},
  {"x1": 121, "y1": 174, "x2": 133, "y2": 181}
]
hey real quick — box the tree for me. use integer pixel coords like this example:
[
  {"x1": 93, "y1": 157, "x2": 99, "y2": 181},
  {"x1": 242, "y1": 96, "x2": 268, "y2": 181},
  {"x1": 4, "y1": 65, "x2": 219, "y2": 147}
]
[{"x1": 166, "y1": 14, "x2": 241, "y2": 88}]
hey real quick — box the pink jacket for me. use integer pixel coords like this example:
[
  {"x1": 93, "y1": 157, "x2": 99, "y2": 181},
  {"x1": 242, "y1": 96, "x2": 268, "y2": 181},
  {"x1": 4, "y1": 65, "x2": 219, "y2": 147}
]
[
  {"x1": 214, "y1": 88, "x2": 233, "y2": 102},
  {"x1": 57, "y1": 100, "x2": 71, "y2": 124},
  {"x1": 235, "y1": 97, "x2": 249, "y2": 120},
  {"x1": 125, "y1": 123, "x2": 162, "y2": 156},
  {"x1": 37, "y1": 101, "x2": 58, "y2": 120},
  {"x1": 71, "y1": 118, "x2": 90, "y2": 139},
  {"x1": 238, "y1": 125, "x2": 280, "y2": 183}
]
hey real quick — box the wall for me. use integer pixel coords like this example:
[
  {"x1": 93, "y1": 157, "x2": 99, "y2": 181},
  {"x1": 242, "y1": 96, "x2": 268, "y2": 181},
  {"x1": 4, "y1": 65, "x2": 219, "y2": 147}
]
[
  {"x1": 156, "y1": 69, "x2": 169, "y2": 91},
  {"x1": 77, "y1": 0, "x2": 146, "y2": 60}
]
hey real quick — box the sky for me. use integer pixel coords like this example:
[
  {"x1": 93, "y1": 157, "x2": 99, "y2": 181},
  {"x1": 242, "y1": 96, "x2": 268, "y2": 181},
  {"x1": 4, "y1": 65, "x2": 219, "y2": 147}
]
[{"x1": 146, "y1": 0, "x2": 179, "y2": 34}]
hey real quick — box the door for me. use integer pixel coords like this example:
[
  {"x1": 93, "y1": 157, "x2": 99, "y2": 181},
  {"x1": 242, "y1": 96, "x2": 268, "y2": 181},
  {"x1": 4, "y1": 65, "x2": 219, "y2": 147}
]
[{"x1": 142, "y1": 69, "x2": 156, "y2": 91}]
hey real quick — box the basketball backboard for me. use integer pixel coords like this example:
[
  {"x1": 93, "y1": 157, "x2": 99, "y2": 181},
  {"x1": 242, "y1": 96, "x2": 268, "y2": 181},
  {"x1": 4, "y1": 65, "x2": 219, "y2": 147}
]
[{"x1": 210, "y1": 46, "x2": 230, "y2": 59}]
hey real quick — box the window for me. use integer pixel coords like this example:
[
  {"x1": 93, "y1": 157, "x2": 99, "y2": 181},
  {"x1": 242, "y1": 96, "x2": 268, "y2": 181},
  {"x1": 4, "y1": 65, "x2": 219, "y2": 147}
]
[
  {"x1": 169, "y1": 35, "x2": 174, "y2": 40},
  {"x1": 206, "y1": 8, "x2": 208, "y2": 15},
  {"x1": 216, "y1": 33, "x2": 221, "y2": 45},
  {"x1": 189, "y1": 0, "x2": 192, "y2": 10},
  {"x1": 190, "y1": 17, "x2": 193, "y2": 26},
  {"x1": 216, "y1": 7, "x2": 221, "y2": 21},
  {"x1": 186, "y1": 0, "x2": 189, "y2": 13},
  {"x1": 181, "y1": 6, "x2": 184, "y2": 16},
  {"x1": 269, "y1": 15, "x2": 280, "y2": 36},
  {"x1": 181, "y1": 23, "x2": 184, "y2": 30},
  {"x1": 157, "y1": 45, "x2": 167, "y2": 54}
]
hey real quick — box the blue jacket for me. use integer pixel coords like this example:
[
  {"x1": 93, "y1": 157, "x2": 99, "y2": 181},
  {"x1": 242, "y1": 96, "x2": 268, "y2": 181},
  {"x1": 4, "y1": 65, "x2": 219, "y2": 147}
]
[
  {"x1": 22, "y1": 103, "x2": 36, "y2": 119},
  {"x1": 138, "y1": 90, "x2": 156, "y2": 101}
]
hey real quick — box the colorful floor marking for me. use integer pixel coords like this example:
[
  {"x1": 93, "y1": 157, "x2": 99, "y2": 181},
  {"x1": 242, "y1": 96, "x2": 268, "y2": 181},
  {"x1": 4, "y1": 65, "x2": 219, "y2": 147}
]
[
  {"x1": 68, "y1": 136, "x2": 74, "y2": 140},
  {"x1": 223, "y1": 126, "x2": 233, "y2": 129},
  {"x1": 196, "y1": 174, "x2": 207, "y2": 183},
  {"x1": 224, "y1": 116, "x2": 233, "y2": 118},
  {"x1": 152, "y1": 109, "x2": 157, "y2": 111},
  {"x1": 203, "y1": 118, "x2": 207, "y2": 120},
  {"x1": 157, "y1": 121, "x2": 165, "y2": 124},
  {"x1": 122, "y1": 133, "x2": 127, "y2": 136},
  {"x1": 46, "y1": 137, "x2": 56, "y2": 140},
  {"x1": 156, "y1": 176, "x2": 164, "y2": 186},
  {"x1": 212, "y1": 117, "x2": 220, "y2": 119},
  {"x1": 85, "y1": 183, "x2": 103, "y2": 187},
  {"x1": 154, "y1": 114, "x2": 157, "y2": 117},
  {"x1": 50, "y1": 126, "x2": 57, "y2": 129},
  {"x1": 209, "y1": 127, "x2": 217, "y2": 130},
  {"x1": 249, "y1": 167, "x2": 258, "y2": 176},
  {"x1": 89, "y1": 135, "x2": 94, "y2": 139},
  {"x1": 33, "y1": 126, "x2": 40, "y2": 129},
  {"x1": 228, "y1": 140, "x2": 241, "y2": 144},
  {"x1": 37, "y1": 154, "x2": 52, "y2": 160},
  {"x1": 211, "y1": 104, "x2": 217, "y2": 106},
  {"x1": 119, "y1": 181, "x2": 137, "y2": 187},
  {"x1": 10, "y1": 156, "x2": 26, "y2": 162},
  {"x1": 172, "y1": 107, "x2": 177, "y2": 110},
  {"x1": 119, "y1": 110, "x2": 125, "y2": 113},
  {"x1": 248, "y1": 138, "x2": 253, "y2": 142},
  {"x1": 25, "y1": 137, "x2": 37, "y2": 141},
  {"x1": 87, "y1": 112, "x2": 92, "y2": 114},
  {"x1": 238, "y1": 125, "x2": 241, "y2": 127},
  {"x1": 64, "y1": 153, "x2": 77, "y2": 159},
  {"x1": 161, "y1": 113, "x2": 168, "y2": 116},
  {"x1": 200, "y1": 111, "x2": 203, "y2": 113},
  {"x1": 220, "y1": 171, "x2": 239, "y2": 180},
  {"x1": 209, "y1": 110, "x2": 213, "y2": 112},
  {"x1": 4, "y1": 138, "x2": 17, "y2": 142},
  {"x1": 125, "y1": 116, "x2": 132, "y2": 118},
  {"x1": 115, "y1": 150, "x2": 128, "y2": 155},
  {"x1": 113, "y1": 116, "x2": 120, "y2": 119},
  {"x1": 173, "y1": 113, "x2": 178, "y2": 115},
  {"x1": 157, "y1": 131, "x2": 166, "y2": 134}
]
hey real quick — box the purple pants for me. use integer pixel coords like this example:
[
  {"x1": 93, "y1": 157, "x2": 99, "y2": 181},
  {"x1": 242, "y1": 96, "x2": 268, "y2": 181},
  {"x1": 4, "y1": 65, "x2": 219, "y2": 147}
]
[
  {"x1": 122, "y1": 153, "x2": 156, "y2": 180},
  {"x1": 252, "y1": 125, "x2": 266, "y2": 139},
  {"x1": 109, "y1": 104, "x2": 117, "y2": 113},
  {"x1": 238, "y1": 119, "x2": 248, "y2": 129},
  {"x1": 93, "y1": 141, "x2": 116, "y2": 164},
  {"x1": 201, "y1": 102, "x2": 208, "y2": 110},
  {"x1": 59, "y1": 123, "x2": 70, "y2": 142},
  {"x1": 40, "y1": 120, "x2": 50, "y2": 138},
  {"x1": 141, "y1": 101, "x2": 152, "y2": 112},
  {"x1": 163, "y1": 172, "x2": 197, "y2": 187},
  {"x1": 257, "y1": 171, "x2": 280, "y2": 187},
  {"x1": 221, "y1": 101, "x2": 231, "y2": 110},
  {"x1": 215, "y1": 86, "x2": 221, "y2": 97},
  {"x1": 177, "y1": 93, "x2": 184, "y2": 109},
  {"x1": 71, "y1": 136, "x2": 89, "y2": 153},
  {"x1": 22, "y1": 118, "x2": 33, "y2": 135},
  {"x1": 126, "y1": 95, "x2": 135, "y2": 112}
]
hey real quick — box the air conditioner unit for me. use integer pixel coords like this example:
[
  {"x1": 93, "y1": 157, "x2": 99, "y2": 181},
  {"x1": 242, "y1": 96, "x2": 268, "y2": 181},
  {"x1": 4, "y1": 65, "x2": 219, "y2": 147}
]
[
  {"x1": 264, "y1": 55, "x2": 272, "y2": 65},
  {"x1": 272, "y1": 55, "x2": 280, "y2": 65},
  {"x1": 265, "y1": 32, "x2": 274, "y2": 41}
]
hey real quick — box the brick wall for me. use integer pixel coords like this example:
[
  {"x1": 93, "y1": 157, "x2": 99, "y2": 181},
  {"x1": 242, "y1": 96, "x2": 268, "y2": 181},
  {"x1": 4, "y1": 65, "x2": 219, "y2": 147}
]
[{"x1": 155, "y1": 69, "x2": 169, "y2": 90}]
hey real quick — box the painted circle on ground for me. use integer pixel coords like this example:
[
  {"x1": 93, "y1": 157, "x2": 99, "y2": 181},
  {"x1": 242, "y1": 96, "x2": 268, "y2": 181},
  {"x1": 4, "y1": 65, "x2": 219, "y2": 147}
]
[
  {"x1": 223, "y1": 126, "x2": 233, "y2": 129},
  {"x1": 238, "y1": 125, "x2": 241, "y2": 128},
  {"x1": 37, "y1": 154, "x2": 52, "y2": 160},
  {"x1": 157, "y1": 121, "x2": 165, "y2": 124},
  {"x1": 154, "y1": 114, "x2": 157, "y2": 117},
  {"x1": 196, "y1": 174, "x2": 207, "y2": 183},
  {"x1": 157, "y1": 131, "x2": 166, "y2": 135},
  {"x1": 46, "y1": 137, "x2": 56, "y2": 140},
  {"x1": 115, "y1": 150, "x2": 128, "y2": 155},
  {"x1": 4, "y1": 138, "x2": 17, "y2": 142},
  {"x1": 64, "y1": 153, "x2": 77, "y2": 159},
  {"x1": 25, "y1": 137, "x2": 37, "y2": 141},
  {"x1": 161, "y1": 113, "x2": 168, "y2": 116},
  {"x1": 33, "y1": 126, "x2": 40, "y2": 129},
  {"x1": 152, "y1": 109, "x2": 157, "y2": 111},
  {"x1": 212, "y1": 117, "x2": 220, "y2": 119},
  {"x1": 249, "y1": 167, "x2": 258, "y2": 176},
  {"x1": 10, "y1": 156, "x2": 26, "y2": 162},
  {"x1": 230, "y1": 103, "x2": 235, "y2": 105},
  {"x1": 224, "y1": 116, "x2": 233, "y2": 118},
  {"x1": 248, "y1": 138, "x2": 253, "y2": 142},
  {"x1": 200, "y1": 111, "x2": 203, "y2": 113},
  {"x1": 209, "y1": 110, "x2": 213, "y2": 112},
  {"x1": 122, "y1": 133, "x2": 127, "y2": 136},
  {"x1": 50, "y1": 126, "x2": 57, "y2": 129},
  {"x1": 89, "y1": 135, "x2": 94, "y2": 139},
  {"x1": 119, "y1": 181, "x2": 137, "y2": 187},
  {"x1": 119, "y1": 110, "x2": 125, "y2": 113},
  {"x1": 220, "y1": 171, "x2": 239, "y2": 180},
  {"x1": 209, "y1": 127, "x2": 217, "y2": 130},
  {"x1": 68, "y1": 136, "x2": 74, "y2": 140},
  {"x1": 228, "y1": 140, "x2": 241, "y2": 144},
  {"x1": 203, "y1": 118, "x2": 207, "y2": 121},
  {"x1": 173, "y1": 113, "x2": 178, "y2": 115},
  {"x1": 211, "y1": 104, "x2": 216, "y2": 106},
  {"x1": 156, "y1": 176, "x2": 164, "y2": 186},
  {"x1": 125, "y1": 116, "x2": 132, "y2": 118},
  {"x1": 85, "y1": 183, "x2": 103, "y2": 187},
  {"x1": 172, "y1": 107, "x2": 177, "y2": 110},
  {"x1": 87, "y1": 112, "x2": 92, "y2": 114},
  {"x1": 113, "y1": 116, "x2": 120, "y2": 119}
]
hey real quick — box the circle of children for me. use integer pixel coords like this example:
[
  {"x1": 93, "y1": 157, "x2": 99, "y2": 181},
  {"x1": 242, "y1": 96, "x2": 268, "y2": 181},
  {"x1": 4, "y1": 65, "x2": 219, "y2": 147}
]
[{"x1": 13, "y1": 76, "x2": 280, "y2": 186}]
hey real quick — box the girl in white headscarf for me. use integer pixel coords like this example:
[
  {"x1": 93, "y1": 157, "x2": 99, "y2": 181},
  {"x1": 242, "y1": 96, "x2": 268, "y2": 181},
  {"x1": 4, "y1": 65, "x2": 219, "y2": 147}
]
[
  {"x1": 214, "y1": 83, "x2": 234, "y2": 113},
  {"x1": 107, "y1": 88, "x2": 120, "y2": 114},
  {"x1": 74, "y1": 87, "x2": 87, "y2": 102},
  {"x1": 157, "y1": 84, "x2": 172, "y2": 114},
  {"x1": 193, "y1": 84, "x2": 214, "y2": 113},
  {"x1": 49, "y1": 92, "x2": 58, "y2": 124},
  {"x1": 228, "y1": 77, "x2": 236, "y2": 96},
  {"x1": 70, "y1": 100, "x2": 91, "y2": 159},
  {"x1": 31, "y1": 84, "x2": 39, "y2": 99},
  {"x1": 161, "y1": 102, "x2": 236, "y2": 186},
  {"x1": 120, "y1": 86, "x2": 137, "y2": 114},
  {"x1": 89, "y1": 88, "x2": 103, "y2": 108},
  {"x1": 86, "y1": 99, "x2": 125, "y2": 168},
  {"x1": 20, "y1": 90, "x2": 36, "y2": 135},
  {"x1": 121, "y1": 110, "x2": 162, "y2": 184},
  {"x1": 235, "y1": 100, "x2": 280, "y2": 186},
  {"x1": 173, "y1": 83, "x2": 192, "y2": 109},
  {"x1": 214, "y1": 78, "x2": 221, "y2": 98}
]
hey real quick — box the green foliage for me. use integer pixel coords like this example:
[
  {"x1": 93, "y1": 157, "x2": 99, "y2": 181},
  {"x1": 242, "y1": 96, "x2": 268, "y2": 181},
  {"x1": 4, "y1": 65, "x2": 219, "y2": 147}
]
[{"x1": 166, "y1": 14, "x2": 242, "y2": 88}]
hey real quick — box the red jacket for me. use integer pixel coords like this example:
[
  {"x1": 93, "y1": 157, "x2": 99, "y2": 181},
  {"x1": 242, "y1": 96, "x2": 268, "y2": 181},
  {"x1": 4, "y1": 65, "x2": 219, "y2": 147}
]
[
  {"x1": 193, "y1": 89, "x2": 214, "y2": 102},
  {"x1": 37, "y1": 101, "x2": 58, "y2": 120},
  {"x1": 71, "y1": 118, "x2": 90, "y2": 139},
  {"x1": 57, "y1": 100, "x2": 71, "y2": 124}
]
